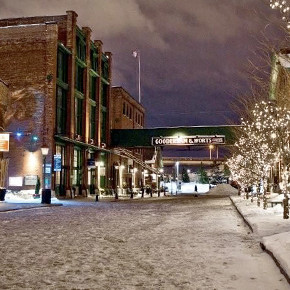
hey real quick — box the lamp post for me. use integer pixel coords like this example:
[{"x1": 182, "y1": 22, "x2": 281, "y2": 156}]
[{"x1": 41, "y1": 146, "x2": 51, "y2": 204}]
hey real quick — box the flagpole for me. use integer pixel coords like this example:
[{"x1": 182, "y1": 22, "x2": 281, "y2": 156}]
[
  {"x1": 133, "y1": 49, "x2": 141, "y2": 103},
  {"x1": 138, "y1": 51, "x2": 141, "y2": 103}
]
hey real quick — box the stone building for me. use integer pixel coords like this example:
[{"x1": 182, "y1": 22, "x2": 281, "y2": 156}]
[
  {"x1": 0, "y1": 11, "x2": 111, "y2": 197},
  {"x1": 269, "y1": 48, "x2": 290, "y2": 107}
]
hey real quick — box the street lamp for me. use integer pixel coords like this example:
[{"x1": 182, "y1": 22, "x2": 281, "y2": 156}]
[{"x1": 41, "y1": 146, "x2": 51, "y2": 204}]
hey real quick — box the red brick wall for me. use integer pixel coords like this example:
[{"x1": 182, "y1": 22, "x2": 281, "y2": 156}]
[
  {"x1": 111, "y1": 87, "x2": 145, "y2": 130},
  {"x1": 0, "y1": 23, "x2": 58, "y2": 190}
]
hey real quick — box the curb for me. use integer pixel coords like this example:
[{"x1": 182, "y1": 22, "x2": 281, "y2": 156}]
[
  {"x1": 229, "y1": 196, "x2": 253, "y2": 233},
  {"x1": 0, "y1": 203, "x2": 63, "y2": 213},
  {"x1": 260, "y1": 242, "x2": 290, "y2": 284},
  {"x1": 230, "y1": 196, "x2": 289, "y2": 284}
]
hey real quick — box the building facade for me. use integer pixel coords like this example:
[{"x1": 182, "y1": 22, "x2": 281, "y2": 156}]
[
  {"x1": 0, "y1": 11, "x2": 111, "y2": 197},
  {"x1": 269, "y1": 48, "x2": 290, "y2": 107},
  {"x1": 0, "y1": 79, "x2": 8, "y2": 132},
  {"x1": 109, "y1": 87, "x2": 147, "y2": 192},
  {"x1": 268, "y1": 48, "x2": 290, "y2": 192}
]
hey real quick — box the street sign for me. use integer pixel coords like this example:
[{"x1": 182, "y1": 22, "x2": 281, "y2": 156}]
[
  {"x1": 0, "y1": 133, "x2": 9, "y2": 152},
  {"x1": 54, "y1": 154, "x2": 61, "y2": 172},
  {"x1": 152, "y1": 135, "x2": 225, "y2": 146}
]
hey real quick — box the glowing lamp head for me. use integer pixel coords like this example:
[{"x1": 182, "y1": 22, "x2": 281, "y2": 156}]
[{"x1": 40, "y1": 146, "x2": 49, "y2": 156}]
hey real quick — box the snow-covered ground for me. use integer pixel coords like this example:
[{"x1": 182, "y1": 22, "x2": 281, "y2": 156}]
[
  {"x1": 0, "y1": 188, "x2": 289, "y2": 289},
  {"x1": 230, "y1": 193, "x2": 290, "y2": 282},
  {"x1": 1, "y1": 184, "x2": 289, "y2": 288},
  {"x1": 164, "y1": 181, "x2": 218, "y2": 194},
  {"x1": 4, "y1": 190, "x2": 60, "y2": 204}
]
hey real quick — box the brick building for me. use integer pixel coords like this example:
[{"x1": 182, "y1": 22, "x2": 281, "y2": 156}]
[
  {"x1": 0, "y1": 11, "x2": 112, "y2": 197},
  {"x1": 111, "y1": 86, "x2": 144, "y2": 130},
  {"x1": 109, "y1": 87, "x2": 145, "y2": 192},
  {"x1": 0, "y1": 79, "x2": 9, "y2": 131}
]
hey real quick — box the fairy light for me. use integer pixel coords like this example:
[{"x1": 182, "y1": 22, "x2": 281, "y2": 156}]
[
  {"x1": 228, "y1": 101, "x2": 290, "y2": 210},
  {"x1": 269, "y1": 0, "x2": 290, "y2": 29}
]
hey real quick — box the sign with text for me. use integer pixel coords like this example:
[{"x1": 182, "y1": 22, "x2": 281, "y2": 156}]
[
  {"x1": 24, "y1": 175, "x2": 38, "y2": 186},
  {"x1": 0, "y1": 133, "x2": 9, "y2": 152},
  {"x1": 54, "y1": 154, "x2": 62, "y2": 172},
  {"x1": 152, "y1": 135, "x2": 225, "y2": 146},
  {"x1": 9, "y1": 176, "x2": 23, "y2": 187}
]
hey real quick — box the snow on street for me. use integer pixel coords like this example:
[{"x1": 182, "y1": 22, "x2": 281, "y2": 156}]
[{"x1": 0, "y1": 196, "x2": 288, "y2": 289}]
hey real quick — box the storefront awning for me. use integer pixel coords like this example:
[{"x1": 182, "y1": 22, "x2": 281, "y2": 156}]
[
  {"x1": 112, "y1": 147, "x2": 159, "y2": 174},
  {"x1": 54, "y1": 135, "x2": 111, "y2": 153}
]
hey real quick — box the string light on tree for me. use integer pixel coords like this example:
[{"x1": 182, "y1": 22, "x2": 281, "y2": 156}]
[
  {"x1": 227, "y1": 101, "x2": 290, "y2": 217},
  {"x1": 269, "y1": 0, "x2": 290, "y2": 28}
]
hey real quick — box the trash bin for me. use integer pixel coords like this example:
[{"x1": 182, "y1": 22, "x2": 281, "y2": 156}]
[{"x1": 41, "y1": 189, "x2": 51, "y2": 204}]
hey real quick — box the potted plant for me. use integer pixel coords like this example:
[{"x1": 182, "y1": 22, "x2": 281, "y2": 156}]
[
  {"x1": 33, "y1": 175, "x2": 41, "y2": 199},
  {"x1": 0, "y1": 158, "x2": 9, "y2": 201}
]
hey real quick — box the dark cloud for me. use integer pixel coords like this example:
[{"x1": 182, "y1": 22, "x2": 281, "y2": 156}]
[{"x1": 0, "y1": 0, "x2": 287, "y2": 127}]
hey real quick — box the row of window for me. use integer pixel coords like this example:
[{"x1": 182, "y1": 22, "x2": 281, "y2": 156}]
[
  {"x1": 122, "y1": 102, "x2": 144, "y2": 126},
  {"x1": 56, "y1": 31, "x2": 110, "y2": 144}
]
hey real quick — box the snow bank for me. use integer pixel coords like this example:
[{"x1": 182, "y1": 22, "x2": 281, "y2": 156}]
[
  {"x1": 262, "y1": 232, "x2": 290, "y2": 279},
  {"x1": 207, "y1": 184, "x2": 238, "y2": 196},
  {"x1": 231, "y1": 195, "x2": 290, "y2": 282}
]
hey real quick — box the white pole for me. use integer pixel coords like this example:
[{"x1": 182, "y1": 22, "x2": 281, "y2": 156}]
[
  {"x1": 176, "y1": 162, "x2": 179, "y2": 194},
  {"x1": 138, "y1": 52, "x2": 141, "y2": 103}
]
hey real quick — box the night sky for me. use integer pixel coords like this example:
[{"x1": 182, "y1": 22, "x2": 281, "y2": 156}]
[{"x1": 0, "y1": 0, "x2": 288, "y2": 128}]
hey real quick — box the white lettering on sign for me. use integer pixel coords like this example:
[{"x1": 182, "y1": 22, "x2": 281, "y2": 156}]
[{"x1": 152, "y1": 135, "x2": 225, "y2": 146}]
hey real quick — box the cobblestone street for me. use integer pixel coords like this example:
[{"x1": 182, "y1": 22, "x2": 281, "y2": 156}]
[{"x1": 0, "y1": 196, "x2": 288, "y2": 289}]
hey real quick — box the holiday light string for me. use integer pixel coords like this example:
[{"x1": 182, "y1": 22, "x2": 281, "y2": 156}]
[
  {"x1": 227, "y1": 101, "x2": 290, "y2": 212},
  {"x1": 269, "y1": 0, "x2": 290, "y2": 28}
]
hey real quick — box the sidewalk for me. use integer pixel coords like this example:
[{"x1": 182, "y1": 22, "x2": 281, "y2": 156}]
[
  {"x1": 0, "y1": 197, "x2": 62, "y2": 212},
  {"x1": 230, "y1": 195, "x2": 290, "y2": 284}
]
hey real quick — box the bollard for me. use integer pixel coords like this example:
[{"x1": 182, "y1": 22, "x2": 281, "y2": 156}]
[
  {"x1": 130, "y1": 191, "x2": 134, "y2": 199},
  {"x1": 41, "y1": 189, "x2": 51, "y2": 204},
  {"x1": 283, "y1": 195, "x2": 289, "y2": 219},
  {"x1": 95, "y1": 194, "x2": 99, "y2": 202}
]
